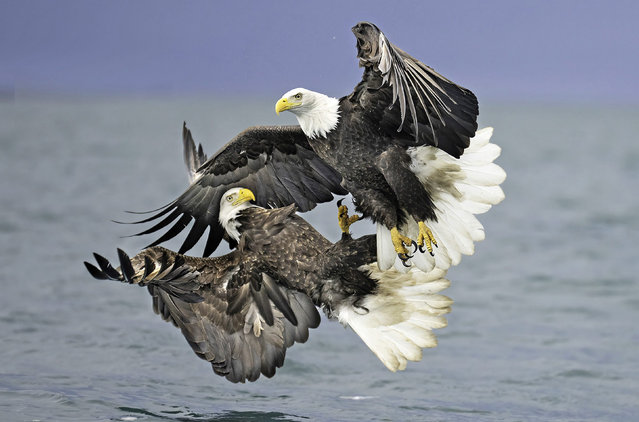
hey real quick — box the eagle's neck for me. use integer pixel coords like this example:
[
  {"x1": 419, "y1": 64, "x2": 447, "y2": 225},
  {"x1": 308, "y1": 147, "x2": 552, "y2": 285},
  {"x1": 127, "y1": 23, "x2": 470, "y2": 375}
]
[
  {"x1": 295, "y1": 94, "x2": 340, "y2": 139},
  {"x1": 219, "y1": 204, "x2": 255, "y2": 242}
]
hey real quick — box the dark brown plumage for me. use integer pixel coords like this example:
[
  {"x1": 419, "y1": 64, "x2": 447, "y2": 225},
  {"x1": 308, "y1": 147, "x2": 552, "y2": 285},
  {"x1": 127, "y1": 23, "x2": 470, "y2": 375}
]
[
  {"x1": 86, "y1": 202, "x2": 378, "y2": 383},
  {"x1": 231, "y1": 204, "x2": 378, "y2": 315},
  {"x1": 86, "y1": 245, "x2": 322, "y2": 383}
]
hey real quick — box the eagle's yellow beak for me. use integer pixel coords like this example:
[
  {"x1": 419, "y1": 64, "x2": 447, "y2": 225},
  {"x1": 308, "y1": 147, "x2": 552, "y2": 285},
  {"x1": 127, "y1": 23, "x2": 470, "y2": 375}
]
[
  {"x1": 233, "y1": 188, "x2": 256, "y2": 206},
  {"x1": 275, "y1": 97, "x2": 300, "y2": 115},
  {"x1": 275, "y1": 98, "x2": 289, "y2": 115}
]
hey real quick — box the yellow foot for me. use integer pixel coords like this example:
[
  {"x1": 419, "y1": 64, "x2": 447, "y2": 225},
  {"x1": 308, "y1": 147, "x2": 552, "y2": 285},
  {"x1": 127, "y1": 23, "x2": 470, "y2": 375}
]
[
  {"x1": 417, "y1": 221, "x2": 438, "y2": 256},
  {"x1": 391, "y1": 227, "x2": 416, "y2": 265},
  {"x1": 337, "y1": 200, "x2": 361, "y2": 234}
]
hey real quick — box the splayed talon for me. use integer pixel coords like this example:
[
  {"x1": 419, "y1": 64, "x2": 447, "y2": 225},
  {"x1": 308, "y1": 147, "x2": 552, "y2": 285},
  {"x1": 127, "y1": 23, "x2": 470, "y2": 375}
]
[
  {"x1": 417, "y1": 222, "x2": 437, "y2": 256},
  {"x1": 418, "y1": 243, "x2": 435, "y2": 256},
  {"x1": 391, "y1": 226, "x2": 414, "y2": 262}
]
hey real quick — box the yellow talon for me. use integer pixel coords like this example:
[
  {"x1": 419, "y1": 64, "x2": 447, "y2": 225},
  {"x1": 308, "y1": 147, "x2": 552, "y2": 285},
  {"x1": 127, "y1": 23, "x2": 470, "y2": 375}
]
[
  {"x1": 390, "y1": 227, "x2": 413, "y2": 256},
  {"x1": 417, "y1": 221, "x2": 437, "y2": 255},
  {"x1": 338, "y1": 203, "x2": 361, "y2": 234}
]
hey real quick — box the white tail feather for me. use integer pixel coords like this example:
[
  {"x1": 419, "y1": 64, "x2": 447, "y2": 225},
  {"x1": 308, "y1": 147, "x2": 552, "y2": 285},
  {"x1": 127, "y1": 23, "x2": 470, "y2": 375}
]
[
  {"x1": 337, "y1": 264, "x2": 452, "y2": 371},
  {"x1": 387, "y1": 126, "x2": 506, "y2": 272},
  {"x1": 377, "y1": 223, "x2": 396, "y2": 271}
]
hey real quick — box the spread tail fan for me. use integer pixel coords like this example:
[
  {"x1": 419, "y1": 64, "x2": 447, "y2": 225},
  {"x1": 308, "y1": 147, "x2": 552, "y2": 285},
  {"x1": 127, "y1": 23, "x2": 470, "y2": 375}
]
[{"x1": 336, "y1": 264, "x2": 452, "y2": 371}]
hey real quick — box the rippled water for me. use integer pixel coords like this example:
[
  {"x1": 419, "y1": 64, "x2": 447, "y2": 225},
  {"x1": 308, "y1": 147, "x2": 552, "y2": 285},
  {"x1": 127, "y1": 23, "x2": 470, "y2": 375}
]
[{"x1": 1, "y1": 98, "x2": 638, "y2": 421}]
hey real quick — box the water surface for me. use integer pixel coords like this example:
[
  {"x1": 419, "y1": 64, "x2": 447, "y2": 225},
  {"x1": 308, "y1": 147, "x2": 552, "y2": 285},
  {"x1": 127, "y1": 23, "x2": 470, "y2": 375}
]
[{"x1": 0, "y1": 98, "x2": 637, "y2": 421}]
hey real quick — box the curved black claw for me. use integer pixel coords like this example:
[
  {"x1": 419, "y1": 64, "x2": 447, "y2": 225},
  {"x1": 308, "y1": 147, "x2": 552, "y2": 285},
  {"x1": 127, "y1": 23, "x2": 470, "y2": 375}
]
[
  {"x1": 397, "y1": 252, "x2": 413, "y2": 267},
  {"x1": 411, "y1": 241, "x2": 419, "y2": 254},
  {"x1": 337, "y1": 199, "x2": 344, "y2": 207},
  {"x1": 418, "y1": 242, "x2": 437, "y2": 256}
]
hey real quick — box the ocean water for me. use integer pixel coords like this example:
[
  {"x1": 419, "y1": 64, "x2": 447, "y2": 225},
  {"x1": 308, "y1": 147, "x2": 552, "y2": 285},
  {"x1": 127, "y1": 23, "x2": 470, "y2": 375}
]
[{"x1": 0, "y1": 97, "x2": 638, "y2": 421}]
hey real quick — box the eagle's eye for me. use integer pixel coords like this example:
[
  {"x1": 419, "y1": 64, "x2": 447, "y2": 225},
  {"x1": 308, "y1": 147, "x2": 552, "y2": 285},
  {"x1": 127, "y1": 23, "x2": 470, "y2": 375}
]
[
  {"x1": 294, "y1": 93, "x2": 302, "y2": 100},
  {"x1": 226, "y1": 195, "x2": 233, "y2": 202}
]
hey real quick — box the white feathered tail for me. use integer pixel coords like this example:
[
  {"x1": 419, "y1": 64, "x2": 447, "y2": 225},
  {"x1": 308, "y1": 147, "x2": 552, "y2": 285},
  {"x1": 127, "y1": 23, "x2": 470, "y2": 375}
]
[
  {"x1": 377, "y1": 127, "x2": 506, "y2": 272},
  {"x1": 336, "y1": 264, "x2": 452, "y2": 371}
]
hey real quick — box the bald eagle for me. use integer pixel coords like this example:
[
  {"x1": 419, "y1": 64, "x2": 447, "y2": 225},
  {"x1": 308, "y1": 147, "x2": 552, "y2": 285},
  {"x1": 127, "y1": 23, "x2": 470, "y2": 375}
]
[
  {"x1": 86, "y1": 187, "x2": 452, "y2": 383},
  {"x1": 275, "y1": 22, "x2": 504, "y2": 271},
  {"x1": 129, "y1": 22, "x2": 504, "y2": 273}
]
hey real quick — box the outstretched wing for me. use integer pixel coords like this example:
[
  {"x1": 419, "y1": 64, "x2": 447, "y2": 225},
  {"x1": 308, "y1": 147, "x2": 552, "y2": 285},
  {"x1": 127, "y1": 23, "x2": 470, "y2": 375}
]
[
  {"x1": 350, "y1": 21, "x2": 478, "y2": 158},
  {"x1": 84, "y1": 246, "x2": 321, "y2": 383},
  {"x1": 127, "y1": 124, "x2": 347, "y2": 256}
]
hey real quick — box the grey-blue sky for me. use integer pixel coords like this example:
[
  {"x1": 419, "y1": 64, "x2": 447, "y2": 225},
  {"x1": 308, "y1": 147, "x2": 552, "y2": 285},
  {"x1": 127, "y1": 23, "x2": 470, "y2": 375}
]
[{"x1": 1, "y1": 0, "x2": 637, "y2": 103}]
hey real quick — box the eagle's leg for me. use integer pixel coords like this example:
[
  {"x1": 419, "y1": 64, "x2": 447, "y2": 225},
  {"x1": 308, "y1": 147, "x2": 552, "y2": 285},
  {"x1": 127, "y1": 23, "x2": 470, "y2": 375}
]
[
  {"x1": 337, "y1": 199, "x2": 361, "y2": 234},
  {"x1": 417, "y1": 221, "x2": 438, "y2": 256},
  {"x1": 377, "y1": 146, "x2": 439, "y2": 259},
  {"x1": 391, "y1": 227, "x2": 415, "y2": 264}
]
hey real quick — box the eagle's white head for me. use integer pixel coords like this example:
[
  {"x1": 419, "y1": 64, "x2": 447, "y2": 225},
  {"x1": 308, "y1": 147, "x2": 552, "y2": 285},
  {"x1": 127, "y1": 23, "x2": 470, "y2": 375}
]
[
  {"x1": 275, "y1": 88, "x2": 340, "y2": 139},
  {"x1": 218, "y1": 187, "x2": 256, "y2": 242}
]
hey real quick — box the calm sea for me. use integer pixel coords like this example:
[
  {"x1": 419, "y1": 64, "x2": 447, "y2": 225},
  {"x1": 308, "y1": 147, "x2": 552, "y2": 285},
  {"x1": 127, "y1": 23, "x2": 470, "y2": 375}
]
[{"x1": 0, "y1": 97, "x2": 638, "y2": 421}]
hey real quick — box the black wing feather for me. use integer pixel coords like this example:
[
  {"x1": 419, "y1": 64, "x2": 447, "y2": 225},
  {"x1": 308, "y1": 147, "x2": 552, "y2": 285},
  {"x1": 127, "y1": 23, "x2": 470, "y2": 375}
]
[
  {"x1": 183, "y1": 122, "x2": 208, "y2": 183},
  {"x1": 203, "y1": 223, "x2": 225, "y2": 257},
  {"x1": 146, "y1": 214, "x2": 192, "y2": 248},
  {"x1": 351, "y1": 21, "x2": 478, "y2": 158},
  {"x1": 84, "y1": 246, "x2": 321, "y2": 383},
  {"x1": 178, "y1": 218, "x2": 209, "y2": 255},
  {"x1": 125, "y1": 125, "x2": 345, "y2": 256}
]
